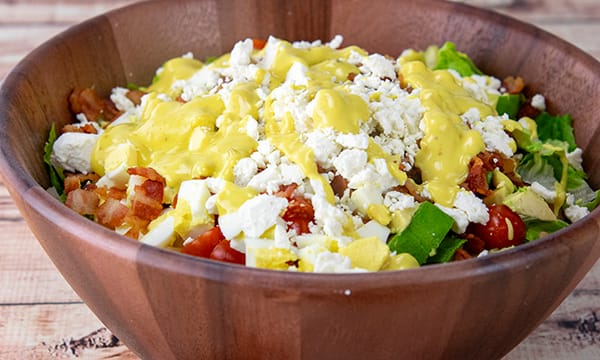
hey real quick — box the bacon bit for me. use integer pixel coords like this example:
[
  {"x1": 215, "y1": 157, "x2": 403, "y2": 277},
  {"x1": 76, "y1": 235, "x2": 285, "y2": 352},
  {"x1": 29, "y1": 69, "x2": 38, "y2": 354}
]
[
  {"x1": 463, "y1": 156, "x2": 491, "y2": 197},
  {"x1": 463, "y1": 151, "x2": 524, "y2": 195},
  {"x1": 125, "y1": 89, "x2": 146, "y2": 105},
  {"x1": 123, "y1": 214, "x2": 151, "y2": 239},
  {"x1": 96, "y1": 198, "x2": 128, "y2": 229},
  {"x1": 64, "y1": 176, "x2": 82, "y2": 194},
  {"x1": 65, "y1": 188, "x2": 100, "y2": 216},
  {"x1": 93, "y1": 186, "x2": 127, "y2": 201},
  {"x1": 395, "y1": 179, "x2": 428, "y2": 203},
  {"x1": 347, "y1": 72, "x2": 357, "y2": 81},
  {"x1": 69, "y1": 88, "x2": 120, "y2": 122},
  {"x1": 331, "y1": 174, "x2": 348, "y2": 198},
  {"x1": 130, "y1": 180, "x2": 164, "y2": 221},
  {"x1": 453, "y1": 248, "x2": 473, "y2": 261},
  {"x1": 252, "y1": 38, "x2": 267, "y2": 50},
  {"x1": 61, "y1": 122, "x2": 98, "y2": 134},
  {"x1": 517, "y1": 101, "x2": 541, "y2": 119},
  {"x1": 274, "y1": 183, "x2": 298, "y2": 200},
  {"x1": 502, "y1": 76, "x2": 525, "y2": 95},
  {"x1": 398, "y1": 73, "x2": 414, "y2": 93},
  {"x1": 127, "y1": 167, "x2": 166, "y2": 184},
  {"x1": 463, "y1": 233, "x2": 486, "y2": 255},
  {"x1": 63, "y1": 173, "x2": 101, "y2": 194},
  {"x1": 479, "y1": 151, "x2": 524, "y2": 187}
]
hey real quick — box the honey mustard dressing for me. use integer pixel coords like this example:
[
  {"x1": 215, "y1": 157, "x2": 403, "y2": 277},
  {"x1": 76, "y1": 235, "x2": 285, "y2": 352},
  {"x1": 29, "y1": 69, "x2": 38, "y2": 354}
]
[
  {"x1": 400, "y1": 61, "x2": 494, "y2": 206},
  {"x1": 92, "y1": 39, "x2": 494, "y2": 222}
]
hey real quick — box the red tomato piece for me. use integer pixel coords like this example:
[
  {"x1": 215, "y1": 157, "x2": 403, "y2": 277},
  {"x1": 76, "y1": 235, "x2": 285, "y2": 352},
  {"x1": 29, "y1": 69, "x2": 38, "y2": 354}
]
[
  {"x1": 210, "y1": 240, "x2": 246, "y2": 265},
  {"x1": 282, "y1": 197, "x2": 315, "y2": 235},
  {"x1": 181, "y1": 227, "x2": 225, "y2": 258},
  {"x1": 467, "y1": 204, "x2": 526, "y2": 250}
]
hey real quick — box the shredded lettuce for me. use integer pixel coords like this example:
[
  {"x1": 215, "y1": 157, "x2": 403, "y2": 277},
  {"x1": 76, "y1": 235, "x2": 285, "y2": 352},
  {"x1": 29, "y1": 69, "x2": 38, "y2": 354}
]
[
  {"x1": 515, "y1": 110, "x2": 597, "y2": 214},
  {"x1": 43, "y1": 124, "x2": 66, "y2": 201}
]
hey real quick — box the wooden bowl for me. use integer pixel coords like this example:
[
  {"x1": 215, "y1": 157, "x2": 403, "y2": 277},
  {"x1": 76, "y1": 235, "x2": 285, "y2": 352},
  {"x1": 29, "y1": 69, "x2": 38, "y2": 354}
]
[{"x1": 2, "y1": 0, "x2": 600, "y2": 358}]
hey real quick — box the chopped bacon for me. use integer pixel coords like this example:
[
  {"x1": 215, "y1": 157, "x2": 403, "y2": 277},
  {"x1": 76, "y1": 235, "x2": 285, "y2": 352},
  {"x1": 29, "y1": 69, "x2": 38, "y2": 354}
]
[
  {"x1": 96, "y1": 198, "x2": 128, "y2": 229},
  {"x1": 61, "y1": 122, "x2": 98, "y2": 134},
  {"x1": 65, "y1": 188, "x2": 100, "y2": 216},
  {"x1": 69, "y1": 87, "x2": 121, "y2": 122},
  {"x1": 463, "y1": 151, "x2": 524, "y2": 196},
  {"x1": 63, "y1": 173, "x2": 101, "y2": 194},
  {"x1": 462, "y1": 233, "x2": 486, "y2": 255},
  {"x1": 517, "y1": 100, "x2": 542, "y2": 120},
  {"x1": 130, "y1": 180, "x2": 164, "y2": 221},
  {"x1": 122, "y1": 167, "x2": 167, "y2": 227},
  {"x1": 502, "y1": 76, "x2": 525, "y2": 95},
  {"x1": 331, "y1": 174, "x2": 348, "y2": 198},
  {"x1": 347, "y1": 72, "x2": 357, "y2": 81},
  {"x1": 127, "y1": 167, "x2": 166, "y2": 184},
  {"x1": 125, "y1": 89, "x2": 145, "y2": 105},
  {"x1": 463, "y1": 156, "x2": 491, "y2": 197},
  {"x1": 394, "y1": 180, "x2": 428, "y2": 203},
  {"x1": 453, "y1": 248, "x2": 473, "y2": 261},
  {"x1": 123, "y1": 214, "x2": 151, "y2": 239},
  {"x1": 478, "y1": 151, "x2": 524, "y2": 187},
  {"x1": 274, "y1": 183, "x2": 298, "y2": 200}
]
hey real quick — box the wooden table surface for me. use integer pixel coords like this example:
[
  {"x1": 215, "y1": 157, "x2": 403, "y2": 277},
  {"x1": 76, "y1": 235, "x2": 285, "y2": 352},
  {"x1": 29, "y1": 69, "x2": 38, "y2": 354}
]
[{"x1": 1, "y1": 0, "x2": 600, "y2": 358}]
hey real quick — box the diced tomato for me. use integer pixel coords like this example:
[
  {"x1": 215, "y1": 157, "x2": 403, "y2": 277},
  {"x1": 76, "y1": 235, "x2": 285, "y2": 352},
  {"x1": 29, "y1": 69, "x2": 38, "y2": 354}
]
[
  {"x1": 182, "y1": 227, "x2": 225, "y2": 258},
  {"x1": 252, "y1": 38, "x2": 267, "y2": 50},
  {"x1": 210, "y1": 240, "x2": 246, "y2": 265},
  {"x1": 466, "y1": 204, "x2": 526, "y2": 250},
  {"x1": 282, "y1": 197, "x2": 315, "y2": 235}
]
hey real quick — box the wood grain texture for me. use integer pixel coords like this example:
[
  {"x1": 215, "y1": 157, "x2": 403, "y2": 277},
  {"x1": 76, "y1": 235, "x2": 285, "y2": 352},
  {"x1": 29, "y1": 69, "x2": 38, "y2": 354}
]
[{"x1": 1, "y1": 0, "x2": 600, "y2": 359}]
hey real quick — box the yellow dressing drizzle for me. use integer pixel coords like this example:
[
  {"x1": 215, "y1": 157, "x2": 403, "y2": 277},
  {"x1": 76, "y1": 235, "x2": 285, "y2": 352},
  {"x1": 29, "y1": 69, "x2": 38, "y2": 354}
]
[
  {"x1": 311, "y1": 88, "x2": 368, "y2": 134},
  {"x1": 145, "y1": 57, "x2": 204, "y2": 96},
  {"x1": 401, "y1": 61, "x2": 491, "y2": 206}
]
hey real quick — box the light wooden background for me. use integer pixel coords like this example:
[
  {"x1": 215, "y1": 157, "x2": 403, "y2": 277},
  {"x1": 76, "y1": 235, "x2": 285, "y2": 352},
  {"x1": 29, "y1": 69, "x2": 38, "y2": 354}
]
[{"x1": 1, "y1": 0, "x2": 600, "y2": 359}]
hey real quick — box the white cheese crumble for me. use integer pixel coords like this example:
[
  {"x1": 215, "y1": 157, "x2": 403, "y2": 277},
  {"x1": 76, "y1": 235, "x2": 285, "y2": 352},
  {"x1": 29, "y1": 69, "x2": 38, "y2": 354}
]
[
  {"x1": 51, "y1": 132, "x2": 99, "y2": 174},
  {"x1": 531, "y1": 94, "x2": 546, "y2": 111},
  {"x1": 218, "y1": 194, "x2": 288, "y2": 239}
]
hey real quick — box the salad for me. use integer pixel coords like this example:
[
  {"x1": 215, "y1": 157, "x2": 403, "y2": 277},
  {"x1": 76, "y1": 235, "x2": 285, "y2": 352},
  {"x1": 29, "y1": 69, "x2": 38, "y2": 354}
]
[{"x1": 45, "y1": 36, "x2": 599, "y2": 272}]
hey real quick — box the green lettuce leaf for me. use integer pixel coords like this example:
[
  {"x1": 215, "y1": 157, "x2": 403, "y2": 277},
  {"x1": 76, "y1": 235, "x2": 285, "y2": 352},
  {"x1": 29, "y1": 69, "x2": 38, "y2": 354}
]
[
  {"x1": 536, "y1": 112, "x2": 576, "y2": 152},
  {"x1": 433, "y1": 41, "x2": 483, "y2": 77},
  {"x1": 43, "y1": 124, "x2": 66, "y2": 200},
  {"x1": 524, "y1": 218, "x2": 569, "y2": 241}
]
